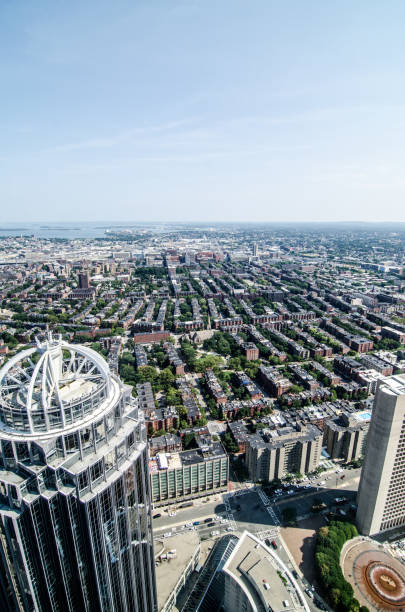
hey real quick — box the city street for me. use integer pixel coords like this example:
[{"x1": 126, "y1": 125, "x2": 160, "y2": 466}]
[
  {"x1": 153, "y1": 465, "x2": 361, "y2": 533},
  {"x1": 153, "y1": 465, "x2": 361, "y2": 610}
]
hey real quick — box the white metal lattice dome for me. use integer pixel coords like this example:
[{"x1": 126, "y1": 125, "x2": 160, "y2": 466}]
[{"x1": 0, "y1": 332, "x2": 112, "y2": 434}]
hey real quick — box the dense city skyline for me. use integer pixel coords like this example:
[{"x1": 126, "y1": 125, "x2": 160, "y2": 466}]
[
  {"x1": 3, "y1": 2, "x2": 405, "y2": 610},
  {"x1": 0, "y1": 225, "x2": 405, "y2": 610}
]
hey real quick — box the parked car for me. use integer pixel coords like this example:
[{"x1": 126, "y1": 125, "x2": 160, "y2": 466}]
[
  {"x1": 153, "y1": 513, "x2": 161, "y2": 519},
  {"x1": 271, "y1": 540, "x2": 277, "y2": 549}
]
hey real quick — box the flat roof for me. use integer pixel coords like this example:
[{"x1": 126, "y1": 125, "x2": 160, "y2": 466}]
[
  {"x1": 154, "y1": 530, "x2": 200, "y2": 611},
  {"x1": 222, "y1": 531, "x2": 308, "y2": 612},
  {"x1": 380, "y1": 374, "x2": 405, "y2": 396}
]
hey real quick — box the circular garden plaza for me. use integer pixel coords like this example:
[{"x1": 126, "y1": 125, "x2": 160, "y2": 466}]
[{"x1": 341, "y1": 537, "x2": 405, "y2": 611}]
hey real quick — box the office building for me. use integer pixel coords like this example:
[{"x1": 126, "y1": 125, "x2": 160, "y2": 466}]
[
  {"x1": 245, "y1": 423, "x2": 322, "y2": 482},
  {"x1": 324, "y1": 410, "x2": 370, "y2": 463},
  {"x1": 193, "y1": 531, "x2": 308, "y2": 612},
  {"x1": 357, "y1": 375, "x2": 405, "y2": 536},
  {"x1": 78, "y1": 271, "x2": 90, "y2": 289},
  {"x1": 221, "y1": 531, "x2": 308, "y2": 612},
  {"x1": 0, "y1": 332, "x2": 157, "y2": 611},
  {"x1": 149, "y1": 439, "x2": 228, "y2": 506}
]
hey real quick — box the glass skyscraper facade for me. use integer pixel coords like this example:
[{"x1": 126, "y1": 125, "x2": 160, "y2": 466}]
[{"x1": 0, "y1": 332, "x2": 157, "y2": 611}]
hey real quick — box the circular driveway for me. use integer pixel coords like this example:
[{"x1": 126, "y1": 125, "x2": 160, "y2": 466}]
[{"x1": 341, "y1": 537, "x2": 405, "y2": 611}]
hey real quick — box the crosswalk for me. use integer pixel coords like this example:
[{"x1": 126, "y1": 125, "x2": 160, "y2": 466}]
[
  {"x1": 256, "y1": 527, "x2": 279, "y2": 541},
  {"x1": 223, "y1": 494, "x2": 237, "y2": 530},
  {"x1": 256, "y1": 487, "x2": 281, "y2": 526}
]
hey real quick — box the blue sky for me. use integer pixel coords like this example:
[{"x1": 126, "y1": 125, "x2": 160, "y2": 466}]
[{"x1": 1, "y1": 0, "x2": 405, "y2": 223}]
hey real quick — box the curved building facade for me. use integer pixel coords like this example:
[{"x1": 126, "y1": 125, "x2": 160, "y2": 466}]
[
  {"x1": 357, "y1": 374, "x2": 405, "y2": 536},
  {"x1": 0, "y1": 332, "x2": 157, "y2": 611}
]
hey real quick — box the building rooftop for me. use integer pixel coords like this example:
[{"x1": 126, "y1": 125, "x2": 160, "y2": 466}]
[
  {"x1": 378, "y1": 374, "x2": 405, "y2": 397},
  {"x1": 154, "y1": 529, "x2": 200, "y2": 611},
  {"x1": 223, "y1": 531, "x2": 308, "y2": 612}
]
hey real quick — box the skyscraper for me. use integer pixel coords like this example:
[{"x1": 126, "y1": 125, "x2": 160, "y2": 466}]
[
  {"x1": 356, "y1": 374, "x2": 405, "y2": 536},
  {"x1": 0, "y1": 332, "x2": 157, "y2": 611},
  {"x1": 78, "y1": 271, "x2": 90, "y2": 289}
]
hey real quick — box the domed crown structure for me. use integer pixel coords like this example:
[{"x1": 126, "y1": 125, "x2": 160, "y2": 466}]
[
  {"x1": 0, "y1": 332, "x2": 157, "y2": 612},
  {"x1": 0, "y1": 331, "x2": 111, "y2": 434}
]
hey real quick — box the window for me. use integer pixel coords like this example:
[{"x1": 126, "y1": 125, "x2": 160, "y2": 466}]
[
  {"x1": 78, "y1": 471, "x2": 89, "y2": 492},
  {"x1": 105, "y1": 451, "x2": 115, "y2": 474},
  {"x1": 91, "y1": 460, "x2": 103, "y2": 484}
]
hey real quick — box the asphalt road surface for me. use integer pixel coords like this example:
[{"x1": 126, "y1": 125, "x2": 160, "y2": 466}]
[
  {"x1": 153, "y1": 466, "x2": 361, "y2": 533},
  {"x1": 153, "y1": 466, "x2": 361, "y2": 611}
]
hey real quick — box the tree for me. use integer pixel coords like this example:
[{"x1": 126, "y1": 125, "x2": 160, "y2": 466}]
[
  {"x1": 222, "y1": 433, "x2": 238, "y2": 454},
  {"x1": 315, "y1": 521, "x2": 359, "y2": 612},
  {"x1": 282, "y1": 507, "x2": 297, "y2": 525},
  {"x1": 184, "y1": 433, "x2": 196, "y2": 449},
  {"x1": 159, "y1": 367, "x2": 175, "y2": 391},
  {"x1": 166, "y1": 387, "x2": 181, "y2": 406},
  {"x1": 209, "y1": 405, "x2": 219, "y2": 419},
  {"x1": 194, "y1": 355, "x2": 223, "y2": 373}
]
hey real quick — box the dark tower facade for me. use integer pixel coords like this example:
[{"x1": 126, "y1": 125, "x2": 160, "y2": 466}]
[{"x1": 0, "y1": 333, "x2": 157, "y2": 611}]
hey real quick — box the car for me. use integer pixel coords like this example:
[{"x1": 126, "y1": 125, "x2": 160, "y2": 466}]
[
  {"x1": 271, "y1": 540, "x2": 277, "y2": 549},
  {"x1": 204, "y1": 517, "x2": 213, "y2": 523},
  {"x1": 226, "y1": 526, "x2": 234, "y2": 531},
  {"x1": 153, "y1": 513, "x2": 161, "y2": 519},
  {"x1": 292, "y1": 570, "x2": 298, "y2": 579},
  {"x1": 185, "y1": 522, "x2": 192, "y2": 528},
  {"x1": 163, "y1": 532, "x2": 171, "y2": 538},
  {"x1": 207, "y1": 522, "x2": 215, "y2": 527},
  {"x1": 193, "y1": 521, "x2": 200, "y2": 526},
  {"x1": 305, "y1": 588, "x2": 314, "y2": 599}
]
